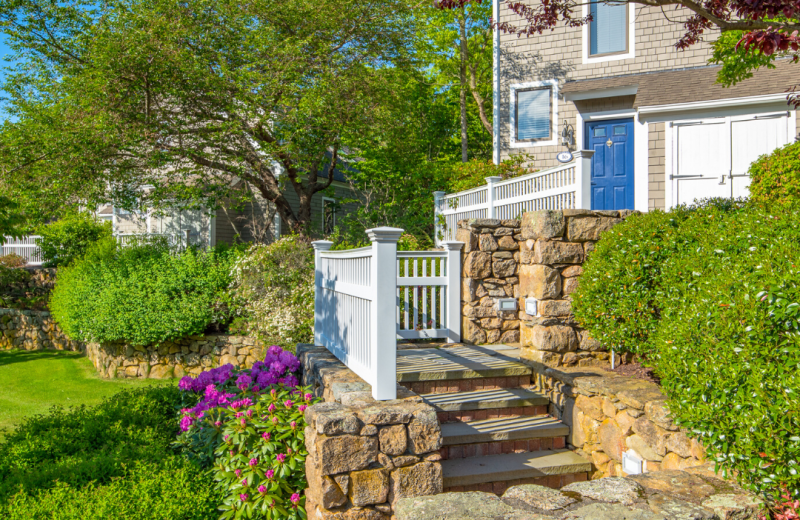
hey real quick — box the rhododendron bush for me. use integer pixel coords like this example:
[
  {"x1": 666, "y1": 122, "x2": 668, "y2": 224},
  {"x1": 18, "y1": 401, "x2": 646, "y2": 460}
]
[{"x1": 175, "y1": 346, "x2": 317, "y2": 519}]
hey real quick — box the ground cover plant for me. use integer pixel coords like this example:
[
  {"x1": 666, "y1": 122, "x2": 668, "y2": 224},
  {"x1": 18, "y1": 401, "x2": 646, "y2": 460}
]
[
  {"x1": 227, "y1": 237, "x2": 314, "y2": 352},
  {"x1": 175, "y1": 346, "x2": 315, "y2": 519},
  {"x1": 50, "y1": 240, "x2": 243, "y2": 345},
  {"x1": 36, "y1": 213, "x2": 112, "y2": 267},
  {"x1": 573, "y1": 200, "x2": 800, "y2": 499},
  {"x1": 0, "y1": 349, "x2": 164, "y2": 440}
]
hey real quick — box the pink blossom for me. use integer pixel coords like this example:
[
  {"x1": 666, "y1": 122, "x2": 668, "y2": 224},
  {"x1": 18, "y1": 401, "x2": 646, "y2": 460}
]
[
  {"x1": 284, "y1": 400, "x2": 293, "y2": 408},
  {"x1": 214, "y1": 421, "x2": 222, "y2": 427},
  {"x1": 249, "y1": 458, "x2": 258, "y2": 467},
  {"x1": 266, "y1": 469, "x2": 274, "y2": 479},
  {"x1": 246, "y1": 409, "x2": 253, "y2": 417},
  {"x1": 287, "y1": 447, "x2": 293, "y2": 455},
  {"x1": 268, "y1": 403, "x2": 276, "y2": 413},
  {"x1": 240, "y1": 417, "x2": 246, "y2": 426},
  {"x1": 291, "y1": 493, "x2": 301, "y2": 505},
  {"x1": 272, "y1": 416, "x2": 279, "y2": 425},
  {"x1": 262, "y1": 432, "x2": 271, "y2": 441},
  {"x1": 270, "y1": 389, "x2": 277, "y2": 398},
  {"x1": 235, "y1": 468, "x2": 242, "y2": 477},
  {"x1": 241, "y1": 478, "x2": 247, "y2": 486},
  {"x1": 258, "y1": 485, "x2": 268, "y2": 494},
  {"x1": 276, "y1": 453, "x2": 286, "y2": 463},
  {"x1": 304, "y1": 393, "x2": 313, "y2": 401},
  {"x1": 240, "y1": 494, "x2": 248, "y2": 502},
  {"x1": 291, "y1": 420, "x2": 297, "y2": 429},
  {"x1": 235, "y1": 412, "x2": 244, "y2": 418},
  {"x1": 298, "y1": 405, "x2": 307, "y2": 413}
]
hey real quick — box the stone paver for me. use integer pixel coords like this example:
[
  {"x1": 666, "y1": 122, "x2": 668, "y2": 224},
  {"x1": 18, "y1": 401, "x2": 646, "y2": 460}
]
[
  {"x1": 442, "y1": 449, "x2": 592, "y2": 487},
  {"x1": 423, "y1": 387, "x2": 549, "y2": 411},
  {"x1": 441, "y1": 415, "x2": 568, "y2": 445},
  {"x1": 397, "y1": 344, "x2": 531, "y2": 382}
]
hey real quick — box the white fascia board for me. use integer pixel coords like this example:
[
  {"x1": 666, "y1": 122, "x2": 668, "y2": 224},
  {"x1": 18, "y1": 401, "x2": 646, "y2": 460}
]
[
  {"x1": 638, "y1": 93, "x2": 791, "y2": 115},
  {"x1": 564, "y1": 85, "x2": 638, "y2": 101}
]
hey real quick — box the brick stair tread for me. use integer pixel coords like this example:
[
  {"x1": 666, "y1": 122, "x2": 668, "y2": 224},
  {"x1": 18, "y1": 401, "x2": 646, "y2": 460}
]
[
  {"x1": 396, "y1": 346, "x2": 531, "y2": 382},
  {"x1": 441, "y1": 415, "x2": 569, "y2": 445},
  {"x1": 442, "y1": 450, "x2": 592, "y2": 488},
  {"x1": 423, "y1": 388, "x2": 549, "y2": 411}
]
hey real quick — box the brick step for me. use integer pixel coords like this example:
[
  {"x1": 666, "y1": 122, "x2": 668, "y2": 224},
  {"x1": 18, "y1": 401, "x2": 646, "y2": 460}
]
[
  {"x1": 440, "y1": 435, "x2": 565, "y2": 460},
  {"x1": 441, "y1": 415, "x2": 569, "y2": 446},
  {"x1": 401, "y1": 376, "x2": 533, "y2": 395},
  {"x1": 441, "y1": 450, "x2": 591, "y2": 494},
  {"x1": 423, "y1": 387, "x2": 549, "y2": 423}
]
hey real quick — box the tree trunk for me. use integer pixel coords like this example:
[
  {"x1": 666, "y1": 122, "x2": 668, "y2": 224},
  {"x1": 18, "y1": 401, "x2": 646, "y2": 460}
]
[{"x1": 459, "y1": 9, "x2": 469, "y2": 163}]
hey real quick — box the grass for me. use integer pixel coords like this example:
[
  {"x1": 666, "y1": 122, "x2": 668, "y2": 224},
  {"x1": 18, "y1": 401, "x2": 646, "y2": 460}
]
[{"x1": 0, "y1": 349, "x2": 172, "y2": 439}]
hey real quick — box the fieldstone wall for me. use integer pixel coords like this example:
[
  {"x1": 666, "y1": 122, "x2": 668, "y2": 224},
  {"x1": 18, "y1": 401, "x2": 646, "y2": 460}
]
[
  {"x1": 0, "y1": 267, "x2": 56, "y2": 310},
  {"x1": 518, "y1": 209, "x2": 636, "y2": 368},
  {"x1": 0, "y1": 309, "x2": 84, "y2": 352},
  {"x1": 298, "y1": 344, "x2": 444, "y2": 520},
  {"x1": 458, "y1": 218, "x2": 523, "y2": 345},
  {"x1": 86, "y1": 335, "x2": 265, "y2": 379},
  {"x1": 395, "y1": 471, "x2": 766, "y2": 520},
  {"x1": 530, "y1": 363, "x2": 708, "y2": 480}
]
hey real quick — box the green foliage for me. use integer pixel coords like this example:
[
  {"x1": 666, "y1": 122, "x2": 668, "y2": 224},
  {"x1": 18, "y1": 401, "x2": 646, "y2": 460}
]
[
  {"x1": 747, "y1": 141, "x2": 800, "y2": 205},
  {"x1": 0, "y1": 385, "x2": 222, "y2": 519},
  {"x1": 0, "y1": 197, "x2": 26, "y2": 244},
  {"x1": 444, "y1": 155, "x2": 533, "y2": 194},
  {"x1": 36, "y1": 213, "x2": 112, "y2": 267},
  {"x1": 50, "y1": 241, "x2": 242, "y2": 345},
  {"x1": 0, "y1": 254, "x2": 27, "y2": 268},
  {"x1": 710, "y1": 32, "x2": 777, "y2": 88},
  {"x1": 226, "y1": 237, "x2": 314, "y2": 351},
  {"x1": 573, "y1": 201, "x2": 800, "y2": 497},
  {"x1": 0, "y1": 265, "x2": 48, "y2": 310}
]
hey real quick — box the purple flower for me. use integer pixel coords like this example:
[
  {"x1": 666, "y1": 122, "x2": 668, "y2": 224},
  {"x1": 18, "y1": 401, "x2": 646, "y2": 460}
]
[
  {"x1": 266, "y1": 469, "x2": 275, "y2": 479},
  {"x1": 240, "y1": 494, "x2": 248, "y2": 502},
  {"x1": 249, "y1": 458, "x2": 258, "y2": 467},
  {"x1": 258, "y1": 485, "x2": 268, "y2": 494},
  {"x1": 290, "y1": 420, "x2": 297, "y2": 429},
  {"x1": 262, "y1": 432, "x2": 271, "y2": 441},
  {"x1": 284, "y1": 400, "x2": 293, "y2": 408},
  {"x1": 304, "y1": 393, "x2": 313, "y2": 402},
  {"x1": 236, "y1": 374, "x2": 252, "y2": 390},
  {"x1": 271, "y1": 416, "x2": 279, "y2": 425},
  {"x1": 298, "y1": 405, "x2": 307, "y2": 413},
  {"x1": 178, "y1": 376, "x2": 195, "y2": 392},
  {"x1": 291, "y1": 493, "x2": 301, "y2": 505},
  {"x1": 231, "y1": 398, "x2": 253, "y2": 410},
  {"x1": 240, "y1": 417, "x2": 246, "y2": 426},
  {"x1": 235, "y1": 468, "x2": 242, "y2": 477},
  {"x1": 246, "y1": 409, "x2": 253, "y2": 417},
  {"x1": 276, "y1": 453, "x2": 286, "y2": 464},
  {"x1": 268, "y1": 403, "x2": 276, "y2": 413},
  {"x1": 268, "y1": 345, "x2": 283, "y2": 357},
  {"x1": 179, "y1": 415, "x2": 195, "y2": 432},
  {"x1": 241, "y1": 478, "x2": 247, "y2": 486}
]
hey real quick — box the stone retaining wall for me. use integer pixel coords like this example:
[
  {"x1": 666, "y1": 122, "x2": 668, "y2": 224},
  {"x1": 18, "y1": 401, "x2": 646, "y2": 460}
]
[
  {"x1": 86, "y1": 335, "x2": 265, "y2": 379},
  {"x1": 531, "y1": 363, "x2": 708, "y2": 479},
  {"x1": 517, "y1": 209, "x2": 636, "y2": 369},
  {"x1": 458, "y1": 218, "x2": 523, "y2": 345},
  {"x1": 0, "y1": 267, "x2": 56, "y2": 310},
  {"x1": 298, "y1": 344, "x2": 444, "y2": 520},
  {"x1": 0, "y1": 309, "x2": 84, "y2": 352}
]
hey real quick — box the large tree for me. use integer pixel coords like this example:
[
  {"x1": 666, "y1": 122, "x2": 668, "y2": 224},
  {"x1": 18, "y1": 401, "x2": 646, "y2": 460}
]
[{"x1": 0, "y1": 0, "x2": 415, "y2": 233}]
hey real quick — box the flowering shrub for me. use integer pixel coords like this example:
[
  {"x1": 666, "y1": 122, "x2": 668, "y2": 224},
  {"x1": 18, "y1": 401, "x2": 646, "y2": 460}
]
[
  {"x1": 226, "y1": 237, "x2": 314, "y2": 352},
  {"x1": 175, "y1": 346, "x2": 316, "y2": 519},
  {"x1": 761, "y1": 486, "x2": 800, "y2": 520}
]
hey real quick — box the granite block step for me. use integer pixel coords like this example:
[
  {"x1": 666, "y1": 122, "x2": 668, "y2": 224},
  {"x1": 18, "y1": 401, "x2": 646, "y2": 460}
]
[
  {"x1": 396, "y1": 346, "x2": 531, "y2": 382},
  {"x1": 423, "y1": 387, "x2": 549, "y2": 412},
  {"x1": 441, "y1": 415, "x2": 569, "y2": 446},
  {"x1": 441, "y1": 449, "x2": 592, "y2": 488}
]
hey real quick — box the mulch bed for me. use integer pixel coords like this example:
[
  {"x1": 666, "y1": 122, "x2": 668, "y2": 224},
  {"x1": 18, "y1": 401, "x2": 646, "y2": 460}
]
[{"x1": 612, "y1": 360, "x2": 661, "y2": 385}]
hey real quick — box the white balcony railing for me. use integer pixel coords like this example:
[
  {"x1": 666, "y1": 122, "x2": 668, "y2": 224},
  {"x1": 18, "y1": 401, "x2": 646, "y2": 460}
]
[
  {"x1": 434, "y1": 151, "x2": 594, "y2": 243},
  {"x1": 1, "y1": 236, "x2": 44, "y2": 265}
]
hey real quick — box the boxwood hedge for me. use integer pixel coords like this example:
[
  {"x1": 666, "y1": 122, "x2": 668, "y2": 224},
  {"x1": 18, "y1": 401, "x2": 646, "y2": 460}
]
[{"x1": 573, "y1": 200, "x2": 800, "y2": 497}]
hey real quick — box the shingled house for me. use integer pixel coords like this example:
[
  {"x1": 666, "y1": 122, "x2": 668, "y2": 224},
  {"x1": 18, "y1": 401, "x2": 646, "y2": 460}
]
[{"x1": 492, "y1": 0, "x2": 798, "y2": 211}]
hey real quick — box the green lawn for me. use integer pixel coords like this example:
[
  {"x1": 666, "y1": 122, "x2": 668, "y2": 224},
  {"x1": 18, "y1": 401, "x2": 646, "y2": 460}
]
[{"x1": 0, "y1": 349, "x2": 173, "y2": 439}]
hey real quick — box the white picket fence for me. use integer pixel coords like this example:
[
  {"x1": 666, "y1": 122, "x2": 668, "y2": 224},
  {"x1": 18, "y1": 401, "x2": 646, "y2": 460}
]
[
  {"x1": 114, "y1": 231, "x2": 207, "y2": 249},
  {"x1": 312, "y1": 228, "x2": 463, "y2": 400},
  {"x1": 2, "y1": 236, "x2": 43, "y2": 265},
  {"x1": 434, "y1": 151, "x2": 594, "y2": 243}
]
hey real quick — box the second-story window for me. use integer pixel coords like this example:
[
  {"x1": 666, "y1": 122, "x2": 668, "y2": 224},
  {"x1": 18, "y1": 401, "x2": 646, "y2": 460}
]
[
  {"x1": 589, "y1": 1, "x2": 628, "y2": 56},
  {"x1": 516, "y1": 87, "x2": 552, "y2": 142}
]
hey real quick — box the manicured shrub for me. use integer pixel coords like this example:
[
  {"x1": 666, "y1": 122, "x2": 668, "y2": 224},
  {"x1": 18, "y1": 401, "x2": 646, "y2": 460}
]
[
  {"x1": 36, "y1": 213, "x2": 112, "y2": 267},
  {"x1": 574, "y1": 200, "x2": 800, "y2": 498},
  {"x1": 175, "y1": 347, "x2": 315, "y2": 519},
  {"x1": 748, "y1": 141, "x2": 800, "y2": 205},
  {"x1": 227, "y1": 237, "x2": 314, "y2": 351},
  {"x1": 2, "y1": 461, "x2": 221, "y2": 520},
  {"x1": 0, "y1": 254, "x2": 26, "y2": 268},
  {"x1": 50, "y1": 241, "x2": 242, "y2": 345}
]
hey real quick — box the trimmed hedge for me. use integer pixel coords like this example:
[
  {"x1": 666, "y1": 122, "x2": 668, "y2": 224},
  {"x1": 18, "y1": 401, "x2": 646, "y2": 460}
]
[
  {"x1": 748, "y1": 140, "x2": 800, "y2": 205},
  {"x1": 50, "y1": 241, "x2": 242, "y2": 345},
  {"x1": 573, "y1": 200, "x2": 800, "y2": 497},
  {"x1": 36, "y1": 213, "x2": 112, "y2": 267}
]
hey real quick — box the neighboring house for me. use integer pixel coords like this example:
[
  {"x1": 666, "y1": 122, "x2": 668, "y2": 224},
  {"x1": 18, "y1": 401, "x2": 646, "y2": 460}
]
[
  {"x1": 97, "y1": 165, "x2": 360, "y2": 245},
  {"x1": 492, "y1": 0, "x2": 799, "y2": 212}
]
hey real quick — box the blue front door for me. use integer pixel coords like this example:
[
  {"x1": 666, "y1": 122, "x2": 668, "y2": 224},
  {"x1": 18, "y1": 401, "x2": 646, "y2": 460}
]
[{"x1": 586, "y1": 118, "x2": 634, "y2": 210}]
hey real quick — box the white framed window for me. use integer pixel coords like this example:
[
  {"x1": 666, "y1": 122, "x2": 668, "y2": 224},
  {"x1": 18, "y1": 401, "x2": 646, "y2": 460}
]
[
  {"x1": 582, "y1": 2, "x2": 635, "y2": 64},
  {"x1": 322, "y1": 197, "x2": 336, "y2": 235},
  {"x1": 510, "y1": 80, "x2": 559, "y2": 148}
]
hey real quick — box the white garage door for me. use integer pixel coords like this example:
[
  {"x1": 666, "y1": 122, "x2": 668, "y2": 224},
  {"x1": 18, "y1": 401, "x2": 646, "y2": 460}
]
[{"x1": 669, "y1": 112, "x2": 792, "y2": 207}]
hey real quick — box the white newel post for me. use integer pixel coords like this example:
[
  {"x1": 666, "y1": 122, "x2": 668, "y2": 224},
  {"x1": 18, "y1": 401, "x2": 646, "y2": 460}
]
[
  {"x1": 311, "y1": 240, "x2": 333, "y2": 347},
  {"x1": 485, "y1": 176, "x2": 501, "y2": 218},
  {"x1": 366, "y1": 227, "x2": 403, "y2": 400},
  {"x1": 442, "y1": 241, "x2": 464, "y2": 343},
  {"x1": 573, "y1": 150, "x2": 595, "y2": 210},
  {"x1": 433, "y1": 191, "x2": 446, "y2": 246}
]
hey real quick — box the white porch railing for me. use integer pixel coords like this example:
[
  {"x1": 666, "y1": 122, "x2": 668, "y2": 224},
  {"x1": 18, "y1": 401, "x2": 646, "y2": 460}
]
[
  {"x1": 114, "y1": 230, "x2": 207, "y2": 249},
  {"x1": 434, "y1": 151, "x2": 594, "y2": 243},
  {"x1": 312, "y1": 228, "x2": 463, "y2": 400},
  {"x1": 2, "y1": 236, "x2": 43, "y2": 265}
]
